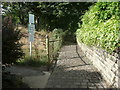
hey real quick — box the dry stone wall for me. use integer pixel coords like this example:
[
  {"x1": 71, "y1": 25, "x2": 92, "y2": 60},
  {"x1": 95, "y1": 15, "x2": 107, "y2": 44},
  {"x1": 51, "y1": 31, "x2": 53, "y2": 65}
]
[{"x1": 77, "y1": 40, "x2": 120, "y2": 88}]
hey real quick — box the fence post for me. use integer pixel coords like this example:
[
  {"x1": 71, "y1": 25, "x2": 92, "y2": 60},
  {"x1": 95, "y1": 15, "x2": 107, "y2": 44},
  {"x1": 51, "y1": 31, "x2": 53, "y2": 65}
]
[
  {"x1": 58, "y1": 36, "x2": 60, "y2": 48},
  {"x1": 46, "y1": 35, "x2": 50, "y2": 71},
  {"x1": 52, "y1": 41, "x2": 54, "y2": 59}
]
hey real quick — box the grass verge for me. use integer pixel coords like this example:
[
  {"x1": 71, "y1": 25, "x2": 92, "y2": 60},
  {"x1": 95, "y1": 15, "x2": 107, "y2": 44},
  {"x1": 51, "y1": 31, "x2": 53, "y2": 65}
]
[{"x1": 16, "y1": 56, "x2": 48, "y2": 67}]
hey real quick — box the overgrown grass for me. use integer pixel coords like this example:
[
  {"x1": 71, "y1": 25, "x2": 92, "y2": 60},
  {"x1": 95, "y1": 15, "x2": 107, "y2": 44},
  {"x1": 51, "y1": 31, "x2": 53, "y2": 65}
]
[
  {"x1": 16, "y1": 28, "x2": 65, "y2": 67},
  {"x1": 48, "y1": 28, "x2": 65, "y2": 60},
  {"x1": 16, "y1": 56, "x2": 48, "y2": 67}
]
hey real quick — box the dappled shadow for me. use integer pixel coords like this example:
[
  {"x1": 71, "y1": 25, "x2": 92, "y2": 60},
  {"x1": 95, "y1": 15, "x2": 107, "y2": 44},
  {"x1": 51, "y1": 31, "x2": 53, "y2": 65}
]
[
  {"x1": 54, "y1": 44, "x2": 91, "y2": 67},
  {"x1": 76, "y1": 45, "x2": 88, "y2": 65},
  {"x1": 62, "y1": 64, "x2": 90, "y2": 69},
  {"x1": 45, "y1": 44, "x2": 108, "y2": 88},
  {"x1": 63, "y1": 41, "x2": 77, "y2": 45},
  {"x1": 46, "y1": 64, "x2": 105, "y2": 88}
]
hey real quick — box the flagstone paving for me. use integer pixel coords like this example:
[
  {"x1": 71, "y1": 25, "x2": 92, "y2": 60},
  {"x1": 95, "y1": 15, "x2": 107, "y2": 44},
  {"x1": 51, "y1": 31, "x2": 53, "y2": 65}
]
[{"x1": 45, "y1": 44, "x2": 109, "y2": 88}]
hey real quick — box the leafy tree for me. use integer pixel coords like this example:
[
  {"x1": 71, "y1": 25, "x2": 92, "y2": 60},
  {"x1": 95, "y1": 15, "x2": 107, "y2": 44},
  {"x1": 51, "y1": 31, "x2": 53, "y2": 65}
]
[
  {"x1": 2, "y1": 2, "x2": 92, "y2": 31},
  {"x1": 2, "y1": 16, "x2": 24, "y2": 64},
  {"x1": 2, "y1": 2, "x2": 29, "y2": 25}
]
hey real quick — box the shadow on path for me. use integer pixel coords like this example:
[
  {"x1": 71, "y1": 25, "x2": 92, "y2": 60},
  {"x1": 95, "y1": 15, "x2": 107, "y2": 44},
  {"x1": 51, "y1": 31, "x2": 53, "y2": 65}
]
[{"x1": 46, "y1": 44, "x2": 108, "y2": 88}]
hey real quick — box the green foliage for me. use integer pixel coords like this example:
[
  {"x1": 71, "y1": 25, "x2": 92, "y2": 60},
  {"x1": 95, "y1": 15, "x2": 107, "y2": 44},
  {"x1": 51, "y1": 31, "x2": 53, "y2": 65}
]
[
  {"x1": 49, "y1": 29, "x2": 65, "y2": 60},
  {"x1": 76, "y1": 2, "x2": 120, "y2": 53},
  {"x1": 2, "y1": 16, "x2": 24, "y2": 64},
  {"x1": 2, "y1": 2, "x2": 29, "y2": 25},
  {"x1": 52, "y1": 28, "x2": 65, "y2": 40},
  {"x1": 16, "y1": 29, "x2": 64, "y2": 67},
  {"x1": 17, "y1": 56, "x2": 48, "y2": 67},
  {"x1": 2, "y1": 2, "x2": 92, "y2": 32}
]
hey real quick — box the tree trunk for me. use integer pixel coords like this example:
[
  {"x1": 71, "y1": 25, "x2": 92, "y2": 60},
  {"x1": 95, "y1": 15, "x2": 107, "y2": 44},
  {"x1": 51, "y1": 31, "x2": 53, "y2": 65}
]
[{"x1": 36, "y1": 15, "x2": 39, "y2": 31}]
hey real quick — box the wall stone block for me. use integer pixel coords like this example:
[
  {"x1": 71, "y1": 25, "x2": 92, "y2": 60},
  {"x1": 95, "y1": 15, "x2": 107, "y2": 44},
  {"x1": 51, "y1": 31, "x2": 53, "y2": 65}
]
[{"x1": 77, "y1": 39, "x2": 120, "y2": 88}]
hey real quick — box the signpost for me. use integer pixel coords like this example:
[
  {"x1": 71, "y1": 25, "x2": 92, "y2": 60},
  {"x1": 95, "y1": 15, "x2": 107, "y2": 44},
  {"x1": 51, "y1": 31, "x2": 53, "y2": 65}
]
[
  {"x1": 28, "y1": 24, "x2": 35, "y2": 42},
  {"x1": 28, "y1": 14, "x2": 35, "y2": 56}
]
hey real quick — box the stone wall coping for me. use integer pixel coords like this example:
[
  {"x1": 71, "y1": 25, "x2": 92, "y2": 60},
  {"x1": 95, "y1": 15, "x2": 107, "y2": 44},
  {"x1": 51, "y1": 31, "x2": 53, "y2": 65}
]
[{"x1": 77, "y1": 39, "x2": 120, "y2": 61}]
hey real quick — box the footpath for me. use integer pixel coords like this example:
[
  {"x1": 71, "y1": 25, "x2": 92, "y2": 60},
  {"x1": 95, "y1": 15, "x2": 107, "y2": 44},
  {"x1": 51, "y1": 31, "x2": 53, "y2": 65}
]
[{"x1": 45, "y1": 44, "x2": 109, "y2": 88}]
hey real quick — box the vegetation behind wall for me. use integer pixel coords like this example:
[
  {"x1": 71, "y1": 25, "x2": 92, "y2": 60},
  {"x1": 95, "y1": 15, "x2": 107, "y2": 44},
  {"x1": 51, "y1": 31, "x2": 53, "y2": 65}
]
[{"x1": 76, "y1": 2, "x2": 120, "y2": 53}]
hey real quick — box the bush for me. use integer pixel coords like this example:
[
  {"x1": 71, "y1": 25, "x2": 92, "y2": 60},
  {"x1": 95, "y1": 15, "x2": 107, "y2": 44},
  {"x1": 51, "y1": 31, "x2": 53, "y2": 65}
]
[
  {"x1": 2, "y1": 16, "x2": 24, "y2": 64},
  {"x1": 76, "y1": 2, "x2": 120, "y2": 53},
  {"x1": 51, "y1": 28, "x2": 65, "y2": 51},
  {"x1": 46, "y1": 28, "x2": 65, "y2": 62}
]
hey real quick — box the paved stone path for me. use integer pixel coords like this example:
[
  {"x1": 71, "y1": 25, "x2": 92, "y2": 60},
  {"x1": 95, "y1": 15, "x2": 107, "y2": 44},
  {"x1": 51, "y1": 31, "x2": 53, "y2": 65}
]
[{"x1": 46, "y1": 44, "x2": 109, "y2": 88}]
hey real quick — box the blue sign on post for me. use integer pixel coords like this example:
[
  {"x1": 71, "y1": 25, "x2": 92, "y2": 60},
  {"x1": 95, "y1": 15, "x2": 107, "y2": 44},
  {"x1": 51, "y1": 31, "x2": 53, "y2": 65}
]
[
  {"x1": 29, "y1": 33, "x2": 34, "y2": 42},
  {"x1": 29, "y1": 14, "x2": 34, "y2": 24},
  {"x1": 28, "y1": 24, "x2": 35, "y2": 34},
  {"x1": 28, "y1": 14, "x2": 35, "y2": 56},
  {"x1": 28, "y1": 24, "x2": 35, "y2": 42},
  {"x1": 28, "y1": 14, "x2": 35, "y2": 42}
]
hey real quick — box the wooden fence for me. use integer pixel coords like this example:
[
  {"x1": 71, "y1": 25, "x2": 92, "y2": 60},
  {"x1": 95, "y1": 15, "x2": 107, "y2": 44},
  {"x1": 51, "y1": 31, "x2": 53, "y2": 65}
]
[
  {"x1": 45, "y1": 35, "x2": 62, "y2": 70},
  {"x1": 20, "y1": 33, "x2": 63, "y2": 70}
]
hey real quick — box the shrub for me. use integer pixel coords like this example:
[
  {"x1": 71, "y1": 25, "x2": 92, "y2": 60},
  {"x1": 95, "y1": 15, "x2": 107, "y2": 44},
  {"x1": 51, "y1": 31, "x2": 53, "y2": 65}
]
[
  {"x1": 76, "y1": 2, "x2": 120, "y2": 53},
  {"x1": 2, "y1": 16, "x2": 24, "y2": 64},
  {"x1": 51, "y1": 28, "x2": 65, "y2": 51}
]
